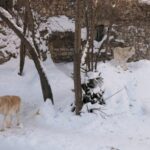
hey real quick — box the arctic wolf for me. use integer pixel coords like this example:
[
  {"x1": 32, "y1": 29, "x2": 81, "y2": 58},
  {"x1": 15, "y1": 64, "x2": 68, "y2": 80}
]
[
  {"x1": 0, "y1": 95, "x2": 21, "y2": 131},
  {"x1": 113, "y1": 46, "x2": 135, "y2": 70}
]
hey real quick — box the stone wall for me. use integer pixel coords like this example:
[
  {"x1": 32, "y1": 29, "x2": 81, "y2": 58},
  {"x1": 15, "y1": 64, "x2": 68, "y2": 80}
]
[{"x1": 48, "y1": 31, "x2": 74, "y2": 63}]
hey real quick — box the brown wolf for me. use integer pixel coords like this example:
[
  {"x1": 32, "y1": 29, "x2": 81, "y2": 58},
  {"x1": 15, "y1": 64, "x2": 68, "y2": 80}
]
[
  {"x1": 113, "y1": 46, "x2": 135, "y2": 70},
  {"x1": 0, "y1": 95, "x2": 21, "y2": 131}
]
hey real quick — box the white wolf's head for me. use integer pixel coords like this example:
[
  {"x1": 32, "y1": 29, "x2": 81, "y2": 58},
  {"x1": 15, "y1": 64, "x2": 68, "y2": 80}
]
[{"x1": 127, "y1": 47, "x2": 135, "y2": 57}]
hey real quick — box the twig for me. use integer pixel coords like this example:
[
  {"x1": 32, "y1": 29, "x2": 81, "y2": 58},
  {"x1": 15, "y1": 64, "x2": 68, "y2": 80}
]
[
  {"x1": 87, "y1": 107, "x2": 109, "y2": 119},
  {"x1": 104, "y1": 87, "x2": 125, "y2": 101}
]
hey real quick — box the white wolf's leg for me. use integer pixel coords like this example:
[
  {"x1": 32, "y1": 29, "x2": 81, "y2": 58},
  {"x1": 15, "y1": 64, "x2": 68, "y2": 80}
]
[
  {"x1": 117, "y1": 59, "x2": 122, "y2": 69},
  {"x1": 120, "y1": 60, "x2": 128, "y2": 71},
  {"x1": 123, "y1": 62, "x2": 128, "y2": 71}
]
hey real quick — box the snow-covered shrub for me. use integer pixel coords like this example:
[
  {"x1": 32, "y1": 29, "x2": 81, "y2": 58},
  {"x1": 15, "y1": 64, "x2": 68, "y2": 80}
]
[
  {"x1": 72, "y1": 72, "x2": 105, "y2": 114},
  {"x1": 81, "y1": 72, "x2": 105, "y2": 113}
]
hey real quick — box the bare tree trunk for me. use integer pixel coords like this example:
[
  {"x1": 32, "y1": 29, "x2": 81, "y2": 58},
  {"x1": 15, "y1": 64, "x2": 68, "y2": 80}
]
[
  {"x1": 74, "y1": 0, "x2": 82, "y2": 115},
  {"x1": 84, "y1": 0, "x2": 90, "y2": 71},
  {"x1": 19, "y1": 41, "x2": 26, "y2": 75},
  {"x1": 84, "y1": 0, "x2": 95, "y2": 72},
  {"x1": 25, "y1": 0, "x2": 40, "y2": 57},
  {"x1": 18, "y1": 9, "x2": 28, "y2": 76},
  {"x1": 89, "y1": 0, "x2": 95, "y2": 71},
  {"x1": 0, "y1": 8, "x2": 54, "y2": 104},
  {"x1": 19, "y1": 0, "x2": 41, "y2": 76}
]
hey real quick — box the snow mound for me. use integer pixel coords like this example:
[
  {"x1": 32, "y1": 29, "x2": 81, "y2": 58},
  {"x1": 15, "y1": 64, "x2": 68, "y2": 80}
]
[{"x1": 35, "y1": 100, "x2": 56, "y2": 125}]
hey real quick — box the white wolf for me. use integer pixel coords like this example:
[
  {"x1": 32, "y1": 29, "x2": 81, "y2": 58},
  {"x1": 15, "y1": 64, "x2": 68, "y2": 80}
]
[
  {"x1": 113, "y1": 46, "x2": 135, "y2": 70},
  {"x1": 0, "y1": 95, "x2": 21, "y2": 131}
]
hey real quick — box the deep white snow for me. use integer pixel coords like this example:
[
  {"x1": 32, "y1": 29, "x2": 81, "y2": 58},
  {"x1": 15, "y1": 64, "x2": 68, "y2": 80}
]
[{"x1": 0, "y1": 57, "x2": 150, "y2": 150}]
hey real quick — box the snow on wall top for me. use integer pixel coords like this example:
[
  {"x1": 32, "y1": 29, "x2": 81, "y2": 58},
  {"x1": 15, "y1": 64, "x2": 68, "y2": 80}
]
[
  {"x1": 39, "y1": 16, "x2": 75, "y2": 34},
  {"x1": 39, "y1": 15, "x2": 87, "y2": 40}
]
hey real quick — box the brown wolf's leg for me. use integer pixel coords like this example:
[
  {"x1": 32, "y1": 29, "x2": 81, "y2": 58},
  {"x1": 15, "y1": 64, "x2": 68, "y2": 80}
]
[
  {"x1": 0, "y1": 115, "x2": 7, "y2": 131},
  {"x1": 6, "y1": 115, "x2": 12, "y2": 128},
  {"x1": 16, "y1": 112, "x2": 20, "y2": 126}
]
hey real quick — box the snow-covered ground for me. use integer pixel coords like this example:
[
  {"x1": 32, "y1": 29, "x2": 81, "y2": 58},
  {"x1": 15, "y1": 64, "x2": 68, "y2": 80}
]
[
  {"x1": 0, "y1": 56, "x2": 150, "y2": 150},
  {"x1": 0, "y1": 3, "x2": 150, "y2": 149}
]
